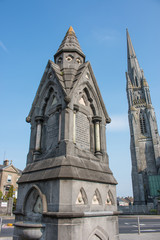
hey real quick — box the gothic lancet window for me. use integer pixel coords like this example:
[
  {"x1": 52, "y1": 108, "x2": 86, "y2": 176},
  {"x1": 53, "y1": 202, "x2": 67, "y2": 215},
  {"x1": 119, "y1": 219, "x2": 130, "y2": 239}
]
[
  {"x1": 140, "y1": 112, "x2": 147, "y2": 134},
  {"x1": 135, "y1": 76, "x2": 138, "y2": 87}
]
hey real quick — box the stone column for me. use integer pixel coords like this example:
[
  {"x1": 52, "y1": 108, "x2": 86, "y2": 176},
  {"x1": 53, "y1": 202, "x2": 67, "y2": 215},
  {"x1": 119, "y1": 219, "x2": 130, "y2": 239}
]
[
  {"x1": 57, "y1": 104, "x2": 62, "y2": 142},
  {"x1": 90, "y1": 118, "x2": 94, "y2": 153},
  {"x1": 73, "y1": 112, "x2": 76, "y2": 144},
  {"x1": 92, "y1": 116, "x2": 102, "y2": 155},
  {"x1": 34, "y1": 116, "x2": 44, "y2": 155},
  {"x1": 73, "y1": 104, "x2": 79, "y2": 144}
]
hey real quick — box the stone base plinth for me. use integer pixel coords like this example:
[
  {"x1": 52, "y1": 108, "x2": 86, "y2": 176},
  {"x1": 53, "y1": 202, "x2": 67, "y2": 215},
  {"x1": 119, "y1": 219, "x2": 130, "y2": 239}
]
[{"x1": 14, "y1": 213, "x2": 119, "y2": 240}]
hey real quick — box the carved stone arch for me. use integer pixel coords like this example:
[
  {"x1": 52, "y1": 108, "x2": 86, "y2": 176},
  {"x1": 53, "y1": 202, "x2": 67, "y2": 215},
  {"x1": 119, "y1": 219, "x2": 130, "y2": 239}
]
[
  {"x1": 76, "y1": 187, "x2": 88, "y2": 205},
  {"x1": 79, "y1": 91, "x2": 89, "y2": 107},
  {"x1": 38, "y1": 79, "x2": 63, "y2": 116},
  {"x1": 38, "y1": 82, "x2": 55, "y2": 116},
  {"x1": 92, "y1": 189, "x2": 102, "y2": 205},
  {"x1": 108, "y1": 190, "x2": 115, "y2": 205},
  {"x1": 76, "y1": 85, "x2": 98, "y2": 116},
  {"x1": 83, "y1": 87, "x2": 97, "y2": 115},
  {"x1": 23, "y1": 184, "x2": 47, "y2": 214},
  {"x1": 74, "y1": 81, "x2": 101, "y2": 116},
  {"x1": 79, "y1": 87, "x2": 97, "y2": 116},
  {"x1": 88, "y1": 226, "x2": 109, "y2": 240},
  {"x1": 85, "y1": 81, "x2": 102, "y2": 116},
  {"x1": 84, "y1": 87, "x2": 92, "y2": 102},
  {"x1": 42, "y1": 87, "x2": 54, "y2": 115}
]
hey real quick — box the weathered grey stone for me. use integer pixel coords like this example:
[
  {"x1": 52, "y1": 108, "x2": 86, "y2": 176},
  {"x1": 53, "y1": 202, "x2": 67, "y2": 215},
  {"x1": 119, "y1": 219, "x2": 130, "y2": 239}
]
[
  {"x1": 126, "y1": 29, "x2": 160, "y2": 206},
  {"x1": 14, "y1": 26, "x2": 119, "y2": 240}
]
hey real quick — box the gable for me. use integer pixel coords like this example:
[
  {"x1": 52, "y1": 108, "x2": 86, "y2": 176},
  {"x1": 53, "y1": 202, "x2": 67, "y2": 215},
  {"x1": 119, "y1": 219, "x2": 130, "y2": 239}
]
[
  {"x1": 3, "y1": 165, "x2": 19, "y2": 174},
  {"x1": 69, "y1": 62, "x2": 111, "y2": 123},
  {"x1": 26, "y1": 59, "x2": 111, "y2": 125},
  {"x1": 27, "y1": 60, "x2": 66, "y2": 121}
]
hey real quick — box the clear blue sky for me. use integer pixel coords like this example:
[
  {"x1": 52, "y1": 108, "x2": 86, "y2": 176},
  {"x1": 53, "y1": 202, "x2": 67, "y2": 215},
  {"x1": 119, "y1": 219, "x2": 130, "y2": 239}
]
[{"x1": 0, "y1": 0, "x2": 160, "y2": 197}]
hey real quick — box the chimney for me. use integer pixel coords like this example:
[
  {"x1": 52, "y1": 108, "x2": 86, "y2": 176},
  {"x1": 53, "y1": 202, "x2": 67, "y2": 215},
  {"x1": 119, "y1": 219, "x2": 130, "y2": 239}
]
[{"x1": 3, "y1": 160, "x2": 9, "y2": 166}]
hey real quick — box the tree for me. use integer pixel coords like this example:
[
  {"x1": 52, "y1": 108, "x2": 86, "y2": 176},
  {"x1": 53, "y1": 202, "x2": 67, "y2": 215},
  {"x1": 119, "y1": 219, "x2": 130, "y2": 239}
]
[
  {"x1": 0, "y1": 190, "x2": 3, "y2": 199},
  {"x1": 6, "y1": 185, "x2": 14, "y2": 199}
]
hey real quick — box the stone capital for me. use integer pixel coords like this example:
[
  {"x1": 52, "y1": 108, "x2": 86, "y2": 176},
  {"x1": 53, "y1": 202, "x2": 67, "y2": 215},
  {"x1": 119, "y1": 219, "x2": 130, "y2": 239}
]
[
  {"x1": 35, "y1": 116, "x2": 44, "y2": 123},
  {"x1": 73, "y1": 104, "x2": 79, "y2": 112},
  {"x1": 92, "y1": 116, "x2": 102, "y2": 123}
]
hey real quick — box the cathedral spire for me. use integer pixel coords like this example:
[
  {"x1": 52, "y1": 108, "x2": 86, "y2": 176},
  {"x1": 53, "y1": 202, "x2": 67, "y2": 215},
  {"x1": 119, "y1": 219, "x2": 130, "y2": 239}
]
[
  {"x1": 126, "y1": 29, "x2": 136, "y2": 59},
  {"x1": 126, "y1": 29, "x2": 142, "y2": 80},
  {"x1": 126, "y1": 30, "x2": 160, "y2": 206}
]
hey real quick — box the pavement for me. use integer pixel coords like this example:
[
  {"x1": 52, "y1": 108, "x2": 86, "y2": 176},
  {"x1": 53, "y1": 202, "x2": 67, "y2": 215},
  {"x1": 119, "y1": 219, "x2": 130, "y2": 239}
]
[
  {"x1": 120, "y1": 232, "x2": 160, "y2": 240},
  {"x1": 119, "y1": 215, "x2": 160, "y2": 240},
  {"x1": 0, "y1": 233, "x2": 160, "y2": 240},
  {"x1": 0, "y1": 238, "x2": 12, "y2": 240},
  {"x1": 119, "y1": 214, "x2": 160, "y2": 219}
]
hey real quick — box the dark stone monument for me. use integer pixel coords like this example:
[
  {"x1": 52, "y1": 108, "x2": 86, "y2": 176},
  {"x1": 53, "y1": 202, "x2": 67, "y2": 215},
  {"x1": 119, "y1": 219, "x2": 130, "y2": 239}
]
[{"x1": 14, "y1": 27, "x2": 119, "y2": 240}]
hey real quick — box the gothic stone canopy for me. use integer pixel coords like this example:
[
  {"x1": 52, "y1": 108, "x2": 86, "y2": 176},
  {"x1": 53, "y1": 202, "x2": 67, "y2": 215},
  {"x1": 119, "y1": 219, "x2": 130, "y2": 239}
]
[
  {"x1": 21, "y1": 26, "x2": 116, "y2": 185},
  {"x1": 14, "y1": 27, "x2": 119, "y2": 240}
]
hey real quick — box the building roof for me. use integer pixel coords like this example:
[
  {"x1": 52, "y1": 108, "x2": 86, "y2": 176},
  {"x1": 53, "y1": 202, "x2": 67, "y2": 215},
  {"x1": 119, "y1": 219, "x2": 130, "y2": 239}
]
[
  {"x1": 27, "y1": 27, "x2": 111, "y2": 123},
  {"x1": 126, "y1": 29, "x2": 142, "y2": 80},
  {"x1": 0, "y1": 162, "x2": 22, "y2": 175},
  {"x1": 54, "y1": 26, "x2": 85, "y2": 59}
]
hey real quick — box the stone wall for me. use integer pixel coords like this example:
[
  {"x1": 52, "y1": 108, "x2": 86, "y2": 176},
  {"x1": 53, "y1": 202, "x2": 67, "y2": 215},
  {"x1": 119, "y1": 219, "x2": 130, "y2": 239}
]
[{"x1": 0, "y1": 198, "x2": 13, "y2": 215}]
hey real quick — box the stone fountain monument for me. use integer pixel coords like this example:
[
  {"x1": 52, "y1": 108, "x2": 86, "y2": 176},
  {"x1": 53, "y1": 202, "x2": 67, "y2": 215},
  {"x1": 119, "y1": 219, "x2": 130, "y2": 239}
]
[{"x1": 14, "y1": 26, "x2": 119, "y2": 240}]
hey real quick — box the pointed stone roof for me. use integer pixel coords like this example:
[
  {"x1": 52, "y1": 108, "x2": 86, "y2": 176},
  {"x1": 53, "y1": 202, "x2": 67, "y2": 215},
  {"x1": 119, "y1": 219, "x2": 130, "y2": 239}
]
[
  {"x1": 126, "y1": 29, "x2": 142, "y2": 79},
  {"x1": 27, "y1": 27, "x2": 110, "y2": 123},
  {"x1": 141, "y1": 69, "x2": 149, "y2": 87},
  {"x1": 54, "y1": 26, "x2": 85, "y2": 59},
  {"x1": 126, "y1": 29, "x2": 136, "y2": 59}
]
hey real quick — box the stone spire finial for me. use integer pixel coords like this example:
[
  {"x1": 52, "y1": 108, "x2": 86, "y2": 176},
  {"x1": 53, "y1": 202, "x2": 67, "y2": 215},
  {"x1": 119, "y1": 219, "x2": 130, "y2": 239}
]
[
  {"x1": 68, "y1": 26, "x2": 75, "y2": 34},
  {"x1": 54, "y1": 26, "x2": 85, "y2": 60},
  {"x1": 126, "y1": 29, "x2": 136, "y2": 59},
  {"x1": 126, "y1": 29, "x2": 142, "y2": 79}
]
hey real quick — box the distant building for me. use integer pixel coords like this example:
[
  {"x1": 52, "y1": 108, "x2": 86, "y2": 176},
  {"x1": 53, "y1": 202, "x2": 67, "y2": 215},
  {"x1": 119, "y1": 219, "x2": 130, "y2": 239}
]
[
  {"x1": 117, "y1": 197, "x2": 128, "y2": 206},
  {"x1": 117, "y1": 197, "x2": 133, "y2": 206},
  {"x1": 124, "y1": 196, "x2": 134, "y2": 205},
  {"x1": 126, "y1": 30, "x2": 160, "y2": 205},
  {"x1": 0, "y1": 160, "x2": 22, "y2": 198}
]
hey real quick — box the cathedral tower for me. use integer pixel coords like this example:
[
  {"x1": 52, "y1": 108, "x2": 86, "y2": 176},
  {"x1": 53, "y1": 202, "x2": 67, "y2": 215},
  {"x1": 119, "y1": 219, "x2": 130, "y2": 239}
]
[
  {"x1": 126, "y1": 30, "x2": 160, "y2": 205},
  {"x1": 14, "y1": 27, "x2": 119, "y2": 240}
]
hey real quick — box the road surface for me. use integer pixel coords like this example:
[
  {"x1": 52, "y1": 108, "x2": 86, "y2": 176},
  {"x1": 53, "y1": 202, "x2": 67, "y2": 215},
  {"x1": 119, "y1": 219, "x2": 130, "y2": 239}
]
[
  {"x1": 119, "y1": 216, "x2": 160, "y2": 234},
  {"x1": 0, "y1": 215, "x2": 160, "y2": 238}
]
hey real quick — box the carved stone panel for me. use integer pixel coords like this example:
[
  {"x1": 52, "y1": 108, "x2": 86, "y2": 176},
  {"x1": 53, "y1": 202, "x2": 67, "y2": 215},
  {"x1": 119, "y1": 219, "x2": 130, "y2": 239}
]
[
  {"x1": 76, "y1": 112, "x2": 90, "y2": 151},
  {"x1": 46, "y1": 113, "x2": 59, "y2": 151}
]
